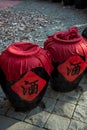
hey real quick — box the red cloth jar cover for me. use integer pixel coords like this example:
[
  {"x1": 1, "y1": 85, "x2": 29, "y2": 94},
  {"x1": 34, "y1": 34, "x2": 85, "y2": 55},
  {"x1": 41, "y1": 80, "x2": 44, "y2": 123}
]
[
  {"x1": 0, "y1": 42, "x2": 53, "y2": 111},
  {"x1": 0, "y1": 42, "x2": 53, "y2": 81},
  {"x1": 44, "y1": 27, "x2": 87, "y2": 92},
  {"x1": 44, "y1": 27, "x2": 87, "y2": 63}
]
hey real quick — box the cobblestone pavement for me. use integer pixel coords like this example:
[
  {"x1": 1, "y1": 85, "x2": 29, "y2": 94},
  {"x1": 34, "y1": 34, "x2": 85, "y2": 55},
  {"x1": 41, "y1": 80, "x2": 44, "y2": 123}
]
[{"x1": 0, "y1": 0, "x2": 87, "y2": 130}]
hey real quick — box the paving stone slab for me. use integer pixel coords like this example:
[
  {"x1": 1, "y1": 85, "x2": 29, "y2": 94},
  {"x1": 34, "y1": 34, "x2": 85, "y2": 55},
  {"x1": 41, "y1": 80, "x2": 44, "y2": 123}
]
[
  {"x1": 79, "y1": 74, "x2": 87, "y2": 87},
  {"x1": 0, "y1": 115, "x2": 45, "y2": 130},
  {"x1": 45, "y1": 113, "x2": 70, "y2": 130},
  {"x1": 25, "y1": 107, "x2": 50, "y2": 127},
  {"x1": 58, "y1": 87, "x2": 82, "y2": 104},
  {"x1": 58, "y1": 93, "x2": 78, "y2": 104},
  {"x1": 6, "y1": 107, "x2": 27, "y2": 121},
  {"x1": 44, "y1": 87, "x2": 60, "y2": 99},
  {"x1": 42, "y1": 97, "x2": 56, "y2": 113},
  {"x1": 0, "y1": 98, "x2": 11, "y2": 115},
  {"x1": 78, "y1": 74, "x2": 87, "y2": 92},
  {"x1": 68, "y1": 119, "x2": 87, "y2": 130},
  {"x1": 79, "y1": 83, "x2": 87, "y2": 92},
  {"x1": 7, "y1": 122, "x2": 45, "y2": 130},
  {"x1": 0, "y1": 115, "x2": 18, "y2": 130},
  {"x1": 73, "y1": 105, "x2": 87, "y2": 123},
  {"x1": 78, "y1": 91, "x2": 87, "y2": 107},
  {"x1": 53, "y1": 100, "x2": 75, "y2": 118}
]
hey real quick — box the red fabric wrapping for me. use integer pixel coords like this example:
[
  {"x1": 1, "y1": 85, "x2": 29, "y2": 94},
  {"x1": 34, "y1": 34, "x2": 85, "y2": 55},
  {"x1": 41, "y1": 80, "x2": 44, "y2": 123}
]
[
  {"x1": 0, "y1": 42, "x2": 53, "y2": 81},
  {"x1": 44, "y1": 27, "x2": 87, "y2": 63}
]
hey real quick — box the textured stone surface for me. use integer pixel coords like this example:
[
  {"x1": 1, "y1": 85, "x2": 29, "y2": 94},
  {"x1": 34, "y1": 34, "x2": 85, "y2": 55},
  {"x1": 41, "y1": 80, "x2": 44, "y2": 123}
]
[
  {"x1": 0, "y1": 98, "x2": 11, "y2": 115},
  {"x1": 78, "y1": 91, "x2": 87, "y2": 107},
  {"x1": 6, "y1": 107, "x2": 27, "y2": 121},
  {"x1": 68, "y1": 119, "x2": 87, "y2": 130},
  {"x1": 73, "y1": 105, "x2": 87, "y2": 123},
  {"x1": 79, "y1": 74, "x2": 87, "y2": 87},
  {"x1": 53, "y1": 100, "x2": 75, "y2": 118},
  {"x1": 44, "y1": 86, "x2": 60, "y2": 99},
  {"x1": 42, "y1": 97, "x2": 56, "y2": 113},
  {"x1": 25, "y1": 107, "x2": 50, "y2": 127},
  {"x1": 0, "y1": 115, "x2": 45, "y2": 130},
  {"x1": 58, "y1": 93, "x2": 78, "y2": 104},
  {"x1": 45, "y1": 113, "x2": 70, "y2": 130},
  {"x1": 0, "y1": 115, "x2": 18, "y2": 130},
  {"x1": 58, "y1": 87, "x2": 82, "y2": 104}
]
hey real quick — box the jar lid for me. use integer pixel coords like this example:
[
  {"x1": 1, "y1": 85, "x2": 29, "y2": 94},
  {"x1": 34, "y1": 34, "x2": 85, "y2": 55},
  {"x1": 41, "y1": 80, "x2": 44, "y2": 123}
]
[
  {"x1": 53, "y1": 31, "x2": 82, "y2": 43},
  {"x1": 7, "y1": 42, "x2": 41, "y2": 56},
  {"x1": 53, "y1": 27, "x2": 82, "y2": 43}
]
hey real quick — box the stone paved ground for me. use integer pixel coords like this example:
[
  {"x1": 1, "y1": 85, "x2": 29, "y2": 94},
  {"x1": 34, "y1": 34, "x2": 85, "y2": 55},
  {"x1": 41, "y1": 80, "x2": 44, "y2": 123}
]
[{"x1": 0, "y1": 0, "x2": 87, "y2": 130}]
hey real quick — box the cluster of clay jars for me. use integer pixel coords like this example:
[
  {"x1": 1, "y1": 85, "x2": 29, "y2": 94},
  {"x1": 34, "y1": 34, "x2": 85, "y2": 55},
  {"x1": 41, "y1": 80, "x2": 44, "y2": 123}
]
[
  {"x1": 0, "y1": 27, "x2": 87, "y2": 111},
  {"x1": 51, "y1": 0, "x2": 87, "y2": 9}
]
